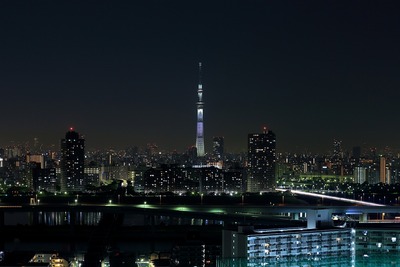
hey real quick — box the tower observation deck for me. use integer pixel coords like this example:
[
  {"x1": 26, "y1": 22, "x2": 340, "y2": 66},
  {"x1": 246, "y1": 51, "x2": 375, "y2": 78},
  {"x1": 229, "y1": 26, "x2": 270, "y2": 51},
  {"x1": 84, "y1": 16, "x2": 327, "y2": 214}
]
[{"x1": 196, "y1": 62, "x2": 205, "y2": 157}]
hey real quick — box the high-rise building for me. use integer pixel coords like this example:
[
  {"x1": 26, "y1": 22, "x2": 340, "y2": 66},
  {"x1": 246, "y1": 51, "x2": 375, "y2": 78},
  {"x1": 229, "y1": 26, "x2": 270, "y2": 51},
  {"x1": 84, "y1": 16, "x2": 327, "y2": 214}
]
[
  {"x1": 213, "y1": 136, "x2": 224, "y2": 160},
  {"x1": 60, "y1": 128, "x2": 85, "y2": 192},
  {"x1": 333, "y1": 139, "x2": 342, "y2": 159},
  {"x1": 195, "y1": 62, "x2": 205, "y2": 157},
  {"x1": 380, "y1": 156, "x2": 388, "y2": 184},
  {"x1": 27, "y1": 154, "x2": 45, "y2": 169},
  {"x1": 31, "y1": 165, "x2": 57, "y2": 192},
  {"x1": 247, "y1": 127, "x2": 276, "y2": 192},
  {"x1": 354, "y1": 166, "x2": 367, "y2": 184}
]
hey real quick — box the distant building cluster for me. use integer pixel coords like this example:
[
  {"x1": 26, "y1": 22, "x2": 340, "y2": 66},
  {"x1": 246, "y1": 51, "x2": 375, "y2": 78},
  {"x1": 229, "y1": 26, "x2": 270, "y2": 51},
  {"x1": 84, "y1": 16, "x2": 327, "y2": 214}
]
[
  {"x1": 0, "y1": 124, "x2": 278, "y2": 194},
  {"x1": 0, "y1": 63, "x2": 399, "y2": 196},
  {"x1": 277, "y1": 144, "x2": 400, "y2": 189},
  {"x1": 0, "y1": 127, "x2": 400, "y2": 196}
]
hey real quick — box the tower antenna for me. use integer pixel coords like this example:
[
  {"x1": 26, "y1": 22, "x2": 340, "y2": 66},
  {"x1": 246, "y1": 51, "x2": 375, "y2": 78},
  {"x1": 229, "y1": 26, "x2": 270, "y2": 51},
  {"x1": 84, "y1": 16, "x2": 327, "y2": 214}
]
[{"x1": 198, "y1": 62, "x2": 202, "y2": 86}]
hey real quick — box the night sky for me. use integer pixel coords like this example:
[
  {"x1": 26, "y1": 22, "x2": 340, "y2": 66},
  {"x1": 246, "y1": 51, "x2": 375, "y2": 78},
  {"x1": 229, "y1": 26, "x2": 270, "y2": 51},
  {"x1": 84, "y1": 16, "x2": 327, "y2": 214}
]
[{"x1": 1, "y1": 1, "x2": 400, "y2": 153}]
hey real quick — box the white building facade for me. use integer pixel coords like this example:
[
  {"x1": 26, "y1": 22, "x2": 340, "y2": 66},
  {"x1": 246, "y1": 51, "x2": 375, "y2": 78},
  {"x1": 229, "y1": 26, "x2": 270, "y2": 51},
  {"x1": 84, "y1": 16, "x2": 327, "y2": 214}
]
[{"x1": 222, "y1": 226, "x2": 355, "y2": 266}]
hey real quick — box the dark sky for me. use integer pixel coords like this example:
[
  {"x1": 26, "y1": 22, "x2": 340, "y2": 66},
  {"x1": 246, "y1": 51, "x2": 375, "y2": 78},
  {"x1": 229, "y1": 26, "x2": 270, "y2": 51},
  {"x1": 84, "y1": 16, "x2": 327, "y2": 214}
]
[{"x1": 1, "y1": 1, "x2": 400, "y2": 153}]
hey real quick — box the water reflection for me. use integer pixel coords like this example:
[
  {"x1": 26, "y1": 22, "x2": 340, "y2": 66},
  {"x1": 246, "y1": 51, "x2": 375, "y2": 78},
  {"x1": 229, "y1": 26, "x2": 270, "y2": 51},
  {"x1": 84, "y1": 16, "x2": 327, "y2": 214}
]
[
  {"x1": 37, "y1": 212, "x2": 102, "y2": 226},
  {"x1": 31, "y1": 212, "x2": 224, "y2": 226},
  {"x1": 122, "y1": 214, "x2": 224, "y2": 226}
]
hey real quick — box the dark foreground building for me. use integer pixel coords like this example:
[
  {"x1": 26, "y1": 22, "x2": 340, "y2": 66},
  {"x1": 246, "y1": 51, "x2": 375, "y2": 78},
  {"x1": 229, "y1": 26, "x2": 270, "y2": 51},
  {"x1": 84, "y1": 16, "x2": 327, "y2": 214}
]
[
  {"x1": 60, "y1": 128, "x2": 85, "y2": 192},
  {"x1": 247, "y1": 127, "x2": 276, "y2": 192}
]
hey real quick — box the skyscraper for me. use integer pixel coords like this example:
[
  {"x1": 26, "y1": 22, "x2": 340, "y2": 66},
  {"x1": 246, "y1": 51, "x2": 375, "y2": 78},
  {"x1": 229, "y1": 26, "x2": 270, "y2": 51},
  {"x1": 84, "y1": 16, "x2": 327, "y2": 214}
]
[
  {"x1": 247, "y1": 127, "x2": 276, "y2": 192},
  {"x1": 354, "y1": 166, "x2": 367, "y2": 184},
  {"x1": 195, "y1": 62, "x2": 205, "y2": 157},
  {"x1": 213, "y1": 136, "x2": 224, "y2": 160},
  {"x1": 60, "y1": 128, "x2": 85, "y2": 192},
  {"x1": 333, "y1": 139, "x2": 342, "y2": 159},
  {"x1": 380, "y1": 156, "x2": 390, "y2": 184}
]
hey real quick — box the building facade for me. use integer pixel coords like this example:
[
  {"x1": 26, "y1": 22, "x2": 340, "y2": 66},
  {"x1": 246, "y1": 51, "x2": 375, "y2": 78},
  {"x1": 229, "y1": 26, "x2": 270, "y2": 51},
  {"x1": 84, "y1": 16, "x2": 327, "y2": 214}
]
[
  {"x1": 60, "y1": 128, "x2": 85, "y2": 192},
  {"x1": 247, "y1": 127, "x2": 276, "y2": 192},
  {"x1": 222, "y1": 226, "x2": 355, "y2": 267},
  {"x1": 213, "y1": 137, "x2": 224, "y2": 160},
  {"x1": 354, "y1": 166, "x2": 367, "y2": 184},
  {"x1": 355, "y1": 228, "x2": 400, "y2": 257}
]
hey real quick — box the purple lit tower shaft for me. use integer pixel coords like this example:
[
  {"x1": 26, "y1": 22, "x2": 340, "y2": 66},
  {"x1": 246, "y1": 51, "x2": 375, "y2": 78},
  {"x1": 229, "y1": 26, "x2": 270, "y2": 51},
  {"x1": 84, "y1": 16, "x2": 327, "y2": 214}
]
[{"x1": 196, "y1": 62, "x2": 205, "y2": 157}]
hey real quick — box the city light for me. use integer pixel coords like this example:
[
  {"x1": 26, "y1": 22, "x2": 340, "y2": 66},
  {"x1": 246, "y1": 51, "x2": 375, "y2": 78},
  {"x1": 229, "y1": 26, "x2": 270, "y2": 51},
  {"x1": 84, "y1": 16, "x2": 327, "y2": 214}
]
[
  {"x1": 1, "y1": 1, "x2": 400, "y2": 266},
  {"x1": 276, "y1": 189, "x2": 385, "y2": 207}
]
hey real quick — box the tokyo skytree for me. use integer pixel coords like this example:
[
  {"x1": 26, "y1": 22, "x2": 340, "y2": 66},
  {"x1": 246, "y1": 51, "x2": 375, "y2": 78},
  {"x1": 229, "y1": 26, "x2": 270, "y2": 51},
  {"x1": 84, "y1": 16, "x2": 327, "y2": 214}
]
[{"x1": 195, "y1": 62, "x2": 205, "y2": 157}]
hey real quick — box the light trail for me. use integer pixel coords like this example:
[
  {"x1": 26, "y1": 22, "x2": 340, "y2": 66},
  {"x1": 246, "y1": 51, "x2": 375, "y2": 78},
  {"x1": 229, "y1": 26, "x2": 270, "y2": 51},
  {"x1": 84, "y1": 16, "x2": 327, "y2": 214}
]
[{"x1": 276, "y1": 189, "x2": 385, "y2": 207}]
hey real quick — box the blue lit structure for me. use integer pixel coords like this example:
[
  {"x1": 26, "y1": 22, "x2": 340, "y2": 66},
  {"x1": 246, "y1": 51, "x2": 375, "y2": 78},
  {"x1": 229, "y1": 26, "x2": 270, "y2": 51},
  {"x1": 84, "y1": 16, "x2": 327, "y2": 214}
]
[{"x1": 196, "y1": 62, "x2": 205, "y2": 157}]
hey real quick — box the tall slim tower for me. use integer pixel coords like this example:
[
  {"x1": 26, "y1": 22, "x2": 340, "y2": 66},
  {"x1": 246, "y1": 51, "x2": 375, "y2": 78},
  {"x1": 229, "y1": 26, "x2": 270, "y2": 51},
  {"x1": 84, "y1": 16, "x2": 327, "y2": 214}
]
[{"x1": 196, "y1": 62, "x2": 205, "y2": 157}]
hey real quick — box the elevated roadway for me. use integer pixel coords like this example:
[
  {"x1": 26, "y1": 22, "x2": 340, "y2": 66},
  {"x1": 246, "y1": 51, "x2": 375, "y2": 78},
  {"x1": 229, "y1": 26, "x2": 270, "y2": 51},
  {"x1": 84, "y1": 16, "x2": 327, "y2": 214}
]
[{"x1": 0, "y1": 203, "x2": 399, "y2": 225}]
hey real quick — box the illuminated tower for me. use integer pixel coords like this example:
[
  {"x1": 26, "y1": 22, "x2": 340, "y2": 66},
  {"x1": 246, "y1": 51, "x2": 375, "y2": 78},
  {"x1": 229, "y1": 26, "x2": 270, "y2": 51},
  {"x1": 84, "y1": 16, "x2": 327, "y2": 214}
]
[
  {"x1": 195, "y1": 62, "x2": 205, "y2": 157},
  {"x1": 60, "y1": 128, "x2": 85, "y2": 192},
  {"x1": 247, "y1": 127, "x2": 276, "y2": 192}
]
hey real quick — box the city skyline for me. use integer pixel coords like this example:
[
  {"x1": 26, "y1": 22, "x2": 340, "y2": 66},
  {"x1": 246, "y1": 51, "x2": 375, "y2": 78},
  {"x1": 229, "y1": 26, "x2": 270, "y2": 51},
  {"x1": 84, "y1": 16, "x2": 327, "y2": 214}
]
[
  {"x1": 0, "y1": 126, "x2": 397, "y2": 156},
  {"x1": 1, "y1": 1, "x2": 400, "y2": 153}
]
